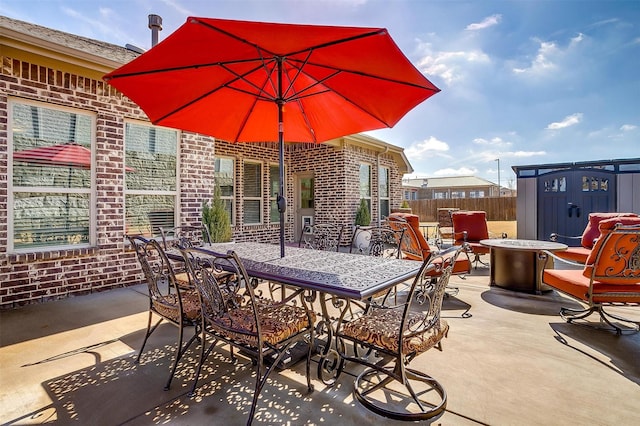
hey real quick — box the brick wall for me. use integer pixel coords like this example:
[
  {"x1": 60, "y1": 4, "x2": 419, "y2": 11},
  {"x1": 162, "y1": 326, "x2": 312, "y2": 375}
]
[{"x1": 0, "y1": 56, "x2": 214, "y2": 308}]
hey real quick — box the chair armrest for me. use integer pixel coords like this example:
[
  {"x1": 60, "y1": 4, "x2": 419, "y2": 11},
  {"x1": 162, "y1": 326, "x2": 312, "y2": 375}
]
[
  {"x1": 549, "y1": 233, "x2": 582, "y2": 243},
  {"x1": 539, "y1": 249, "x2": 585, "y2": 269}
]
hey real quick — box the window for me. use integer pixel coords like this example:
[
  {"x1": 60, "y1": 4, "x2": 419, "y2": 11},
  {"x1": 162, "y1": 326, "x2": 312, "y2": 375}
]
[
  {"x1": 9, "y1": 99, "x2": 95, "y2": 251},
  {"x1": 434, "y1": 192, "x2": 447, "y2": 199},
  {"x1": 359, "y1": 163, "x2": 371, "y2": 213},
  {"x1": 244, "y1": 161, "x2": 262, "y2": 224},
  {"x1": 215, "y1": 157, "x2": 235, "y2": 224},
  {"x1": 125, "y1": 122, "x2": 178, "y2": 238},
  {"x1": 451, "y1": 191, "x2": 465, "y2": 199},
  {"x1": 469, "y1": 190, "x2": 485, "y2": 198},
  {"x1": 269, "y1": 164, "x2": 281, "y2": 223},
  {"x1": 379, "y1": 166, "x2": 390, "y2": 219}
]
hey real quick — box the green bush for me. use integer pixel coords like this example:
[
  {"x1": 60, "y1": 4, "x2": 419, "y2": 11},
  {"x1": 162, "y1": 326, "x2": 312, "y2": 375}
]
[
  {"x1": 354, "y1": 198, "x2": 371, "y2": 226},
  {"x1": 202, "y1": 186, "x2": 232, "y2": 242}
]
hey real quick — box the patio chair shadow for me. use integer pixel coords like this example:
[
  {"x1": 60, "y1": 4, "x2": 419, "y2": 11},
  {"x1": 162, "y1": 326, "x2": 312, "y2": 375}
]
[
  {"x1": 550, "y1": 322, "x2": 640, "y2": 386},
  {"x1": 0, "y1": 285, "x2": 149, "y2": 347},
  {"x1": 480, "y1": 288, "x2": 584, "y2": 316}
]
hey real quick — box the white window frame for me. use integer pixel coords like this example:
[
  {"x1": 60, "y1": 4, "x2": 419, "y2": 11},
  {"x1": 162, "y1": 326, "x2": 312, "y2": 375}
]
[
  {"x1": 124, "y1": 120, "x2": 179, "y2": 237},
  {"x1": 379, "y1": 166, "x2": 390, "y2": 219},
  {"x1": 215, "y1": 156, "x2": 236, "y2": 225},
  {"x1": 243, "y1": 160, "x2": 263, "y2": 225},
  {"x1": 8, "y1": 98, "x2": 96, "y2": 253},
  {"x1": 359, "y1": 163, "x2": 372, "y2": 213}
]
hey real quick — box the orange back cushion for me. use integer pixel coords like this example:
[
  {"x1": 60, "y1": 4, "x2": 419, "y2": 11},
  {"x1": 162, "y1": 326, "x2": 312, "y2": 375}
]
[
  {"x1": 583, "y1": 217, "x2": 640, "y2": 284},
  {"x1": 581, "y1": 212, "x2": 638, "y2": 249},
  {"x1": 388, "y1": 213, "x2": 431, "y2": 261},
  {"x1": 451, "y1": 211, "x2": 489, "y2": 242}
]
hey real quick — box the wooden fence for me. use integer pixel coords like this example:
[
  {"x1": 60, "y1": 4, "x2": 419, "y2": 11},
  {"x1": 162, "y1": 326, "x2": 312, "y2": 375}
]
[{"x1": 406, "y1": 197, "x2": 516, "y2": 222}]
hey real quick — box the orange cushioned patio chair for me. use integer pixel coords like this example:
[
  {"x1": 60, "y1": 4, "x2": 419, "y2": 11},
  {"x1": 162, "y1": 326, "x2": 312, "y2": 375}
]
[
  {"x1": 550, "y1": 212, "x2": 638, "y2": 264},
  {"x1": 388, "y1": 213, "x2": 471, "y2": 302},
  {"x1": 542, "y1": 216, "x2": 640, "y2": 335},
  {"x1": 388, "y1": 212, "x2": 471, "y2": 276},
  {"x1": 451, "y1": 210, "x2": 502, "y2": 269}
]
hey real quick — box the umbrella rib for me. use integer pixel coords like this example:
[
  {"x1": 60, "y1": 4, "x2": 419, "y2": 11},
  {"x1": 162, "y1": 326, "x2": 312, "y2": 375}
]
[{"x1": 287, "y1": 57, "x2": 439, "y2": 91}]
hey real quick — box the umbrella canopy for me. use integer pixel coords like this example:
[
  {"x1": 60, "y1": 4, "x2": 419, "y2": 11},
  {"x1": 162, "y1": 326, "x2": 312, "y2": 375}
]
[
  {"x1": 104, "y1": 16, "x2": 440, "y2": 256},
  {"x1": 13, "y1": 143, "x2": 135, "y2": 171}
]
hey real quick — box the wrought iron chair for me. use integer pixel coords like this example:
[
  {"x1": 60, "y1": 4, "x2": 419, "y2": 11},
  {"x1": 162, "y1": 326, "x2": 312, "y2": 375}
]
[
  {"x1": 542, "y1": 217, "x2": 640, "y2": 335},
  {"x1": 160, "y1": 224, "x2": 214, "y2": 287},
  {"x1": 180, "y1": 247, "x2": 316, "y2": 425},
  {"x1": 298, "y1": 223, "x2": 344, "y2": 252},
  {"x1": 126, "y1": 235, "x2": 201, "y2": 390},
  {"x1": 330, "y1": 245, "x2": 463, "y2": 421},
  {"x1": 350, "y1": 225, "x2": 404, "y2": 258},
  {"x1": 160, "y1": 224, "x2": 211, "y2": 250},
  {"x1": 550, "y1": 212, "x2": 638, "y2": 264}
]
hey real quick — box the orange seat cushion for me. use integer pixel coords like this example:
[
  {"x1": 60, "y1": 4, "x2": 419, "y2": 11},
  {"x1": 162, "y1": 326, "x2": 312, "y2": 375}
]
[
  {"x1": 544, "y1": 269, "x2": 640, "y2": 304},
  {"x1": 580, "y1": 212, "x2": 638, "y2": 249},
  {"x1": 451, "y1": 211, "x2": 489, "y2": 243}
]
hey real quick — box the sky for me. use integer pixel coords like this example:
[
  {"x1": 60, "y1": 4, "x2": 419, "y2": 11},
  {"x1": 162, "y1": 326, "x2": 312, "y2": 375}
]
[{"x1": 2, "y1": 0, "x2": 639, "y2": 189}]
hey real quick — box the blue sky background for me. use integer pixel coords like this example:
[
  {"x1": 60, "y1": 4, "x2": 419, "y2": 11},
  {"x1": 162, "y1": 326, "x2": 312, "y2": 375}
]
[{"x1": 2, "y1": 0, "x2": 638, "y2": 189}]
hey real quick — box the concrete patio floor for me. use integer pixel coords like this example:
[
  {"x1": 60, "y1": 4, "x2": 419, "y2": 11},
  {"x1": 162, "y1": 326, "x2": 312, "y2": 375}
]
[{"x1": 1, "y1": 266, "x2": 638, "y2": 425}]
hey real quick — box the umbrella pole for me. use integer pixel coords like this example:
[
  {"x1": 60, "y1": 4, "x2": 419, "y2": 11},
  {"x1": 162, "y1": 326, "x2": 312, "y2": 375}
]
[{"x1": 277, "y1": 58, "x2": 286, "y2": 258}]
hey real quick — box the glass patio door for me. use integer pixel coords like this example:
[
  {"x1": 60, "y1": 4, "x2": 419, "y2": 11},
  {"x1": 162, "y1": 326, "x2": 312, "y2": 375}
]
[{"x1": 295, "y1": 173, "x2": 315, "y2": 242}]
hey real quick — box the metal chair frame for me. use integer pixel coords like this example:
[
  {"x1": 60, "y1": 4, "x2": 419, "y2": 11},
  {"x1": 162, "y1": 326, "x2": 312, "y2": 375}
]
[
  {"x1": 327, "y1": 246, "x2": 463, "y2": 421},
  {"x1": 180, "y1": 247, "x2": 316, "y2": 425},
  {"x1": 126, "y1": 235, "x2": 201, "y2": 390},
  {"x1": 159, "y1": 224, "x2": 211, "y2": 250},
  {"x1": 298, "y1": 223, "x2": 344, "y2": 252},
  {"x1": 350, "y1": 225, "x2": 405, "y2": 258}
]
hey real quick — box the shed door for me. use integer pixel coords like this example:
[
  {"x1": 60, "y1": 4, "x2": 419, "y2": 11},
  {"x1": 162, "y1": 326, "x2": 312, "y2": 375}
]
[{"x1": 537, "y1": 169, "x2": 616, "y2": 244}]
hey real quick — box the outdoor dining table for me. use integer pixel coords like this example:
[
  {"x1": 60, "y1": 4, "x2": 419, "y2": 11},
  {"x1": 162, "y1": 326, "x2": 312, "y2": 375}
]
[
  {"x1": 168, "y1": 241, "x2": 423, "y2": 382},
  {"x1": 195, "y1": 241, "x2": 422, "y2": 299}
]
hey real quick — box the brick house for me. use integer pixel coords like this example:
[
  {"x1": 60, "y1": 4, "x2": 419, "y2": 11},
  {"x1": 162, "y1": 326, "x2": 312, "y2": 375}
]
[
  {"x1": 0, "y1": 16, "x2": 413, "y2": 308},
  {"x1": 402, "y1": 176, "x2": 514, "y2": 199}
]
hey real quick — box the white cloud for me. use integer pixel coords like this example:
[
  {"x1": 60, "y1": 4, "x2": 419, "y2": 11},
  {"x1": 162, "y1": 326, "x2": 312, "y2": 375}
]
[
  {"x1": 62, "y1": 6, "x2": 132, "y2": 45},
  {"x1": 160, "y1": 0, "x2": 195, "y2": 16},
  {"x1": 512, "y1": 34, "x2": 585, "y2": 76},
  {"x1": 405, "y1": 136, "x2": 450, "y2": 160},
  {"x1": 466, "y1": 14, "x2": 502, "y2": 31},
  {"x1": 621, "y1": 124, "x2": 637, "y2": 131},
  {"x1": 546, "y1": 113, "x2": 583, "y2": 130},
  {"x1": 513, "y1": 40, "x2": 559, "y2": 74},
  {"x1": 472, "y1": 137, "x2": 512, "y2": 147},
  {"x1": 433, "y1": 167, "x2": 477, "y2": 177},
  {"x1": 416, "y1": 42, "x2": 491, "y2": 85}
]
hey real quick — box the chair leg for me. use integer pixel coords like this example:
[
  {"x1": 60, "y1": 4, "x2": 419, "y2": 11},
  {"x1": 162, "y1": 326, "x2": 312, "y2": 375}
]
[
  {"x1": 560, "y1": 304, "x2": 640, "y2": 335},
  {"x1": 136, "y1": 312, "x2": 162, "y2": 364},
  {"x1": 165, "y1": 324, "x2": 200, "y2": 391},
  {"x1": 164, "y1": 323, "x2": 185, "y2": 391}
]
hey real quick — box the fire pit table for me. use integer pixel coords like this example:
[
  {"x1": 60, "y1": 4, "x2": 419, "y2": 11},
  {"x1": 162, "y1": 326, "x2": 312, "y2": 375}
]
[{"x1": 480, "y1": 239, "x2": 568, "y2": 294}]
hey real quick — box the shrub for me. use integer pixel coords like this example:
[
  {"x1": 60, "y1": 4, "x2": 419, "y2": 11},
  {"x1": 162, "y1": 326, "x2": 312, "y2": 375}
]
[
  {"x1": 202, "y1": 186, "x2": 232, "y2": 242},
  {"x1": 354, "y1": 198, "x2": 371, "y2": 226}
]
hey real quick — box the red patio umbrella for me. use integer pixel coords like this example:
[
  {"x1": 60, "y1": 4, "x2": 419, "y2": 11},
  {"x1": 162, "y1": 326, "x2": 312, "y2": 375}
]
[{"x1": 104, "y1": 16, "x2": 440, "y2": 256}]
